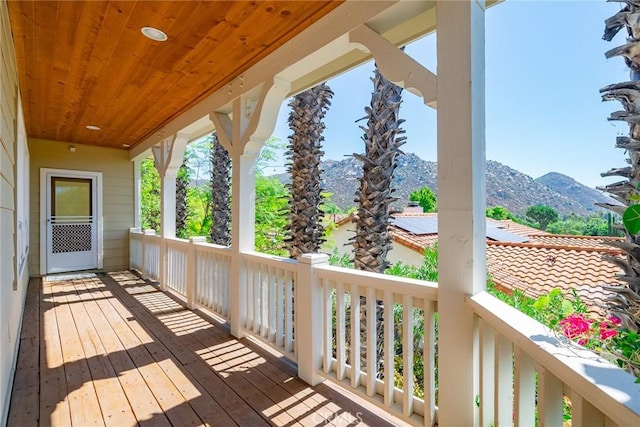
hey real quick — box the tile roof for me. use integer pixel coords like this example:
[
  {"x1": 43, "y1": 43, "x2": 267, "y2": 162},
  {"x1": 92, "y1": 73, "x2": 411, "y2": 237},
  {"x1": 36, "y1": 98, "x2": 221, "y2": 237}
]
[
  {"x1": 486, "y1": 242, "x2": 622, "y2": 316},
  {"x1": 390, "y1": 228, "x2": 439, "y2": 253},
  {"x1": 488, "y1": 219, "x2": 550, "y2": 237},
  {"x1": 384, "y1": 214, "x2": 625, "y2": 316},
  {"x1": 528, "y1": 234, "x2": 624, "y2": 250}
]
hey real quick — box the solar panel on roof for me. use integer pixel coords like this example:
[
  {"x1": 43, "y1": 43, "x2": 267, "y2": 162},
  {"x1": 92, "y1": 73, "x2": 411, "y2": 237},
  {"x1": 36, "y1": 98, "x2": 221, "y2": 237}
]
[
  {"x1": 391, "y1": 216, "x2": 439, "y2": 235},
  {"x1": 486, "y1": 226, "x2": 529, "y2": 243},
  {"x1": 390, "y1": 216, "x2": 529, "y2": 243}
]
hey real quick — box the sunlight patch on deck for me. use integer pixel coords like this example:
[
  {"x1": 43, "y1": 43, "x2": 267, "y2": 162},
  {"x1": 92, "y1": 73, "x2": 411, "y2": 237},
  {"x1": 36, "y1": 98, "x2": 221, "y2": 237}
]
[{"x1": 44, "y1": 272, "x2": 97, "y2": 282}]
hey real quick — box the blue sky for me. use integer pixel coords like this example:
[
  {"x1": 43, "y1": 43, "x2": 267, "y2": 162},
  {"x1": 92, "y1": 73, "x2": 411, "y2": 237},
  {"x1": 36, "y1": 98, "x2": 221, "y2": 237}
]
[{"x1": 268, "y1": 0, "x2": 631, "y2": 189}]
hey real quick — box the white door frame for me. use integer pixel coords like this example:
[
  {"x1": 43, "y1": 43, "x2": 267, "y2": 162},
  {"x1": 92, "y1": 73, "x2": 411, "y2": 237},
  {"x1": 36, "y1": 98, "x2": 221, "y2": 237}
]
[{"x1": 40, "y1": 168, "x2": 103, "y2": 275}]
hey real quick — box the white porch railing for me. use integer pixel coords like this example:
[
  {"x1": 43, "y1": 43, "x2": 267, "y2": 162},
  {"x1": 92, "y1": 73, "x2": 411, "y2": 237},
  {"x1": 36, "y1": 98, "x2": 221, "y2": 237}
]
[
  {"x1": 129, "y1": 230, "x2": 640, "y2": 427},
  {"x1": 130, "y1": 229, "x2": 161, "y2": 281},
  {"x1": 165, "y1": 237, "x2": 189, "y2": 296},
  {"x1": 194, "y1": 242, "x2": 231, "y2": 319},
  {"x1": 129, "y1": 229, "x2": 143, "y2": 271},
  {"x1": 242, "y1": 251, "x2": 297, "y2": 360},
  {"x1": 469, "y1": 291, "x2": 640, "y2": 427},
  {"x1": 313, "y1": 263, "x2": 438, "y2": 426},
  {"x1": 131, "y1": 230, "x2": 232, "y2": 320}
]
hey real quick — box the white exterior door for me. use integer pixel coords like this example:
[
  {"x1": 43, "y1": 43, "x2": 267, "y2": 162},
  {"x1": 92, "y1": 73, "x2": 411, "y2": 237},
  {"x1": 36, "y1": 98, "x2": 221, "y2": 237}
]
[{"x1": 41, "y1": 169, "x2": 102, "y2": 274}]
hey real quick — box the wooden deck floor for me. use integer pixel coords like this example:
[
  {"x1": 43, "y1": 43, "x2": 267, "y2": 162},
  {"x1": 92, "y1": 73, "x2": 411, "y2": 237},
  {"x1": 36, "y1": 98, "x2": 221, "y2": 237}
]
[{"x1": 8, "y1": 271, "x2": 402, "y2": 427}]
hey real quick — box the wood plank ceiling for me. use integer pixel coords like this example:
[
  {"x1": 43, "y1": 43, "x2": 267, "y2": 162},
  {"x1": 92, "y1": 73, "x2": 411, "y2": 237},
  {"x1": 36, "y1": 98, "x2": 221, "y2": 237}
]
[{"x1": 8, "y1": 1, "x2": 343, "y2": 150}]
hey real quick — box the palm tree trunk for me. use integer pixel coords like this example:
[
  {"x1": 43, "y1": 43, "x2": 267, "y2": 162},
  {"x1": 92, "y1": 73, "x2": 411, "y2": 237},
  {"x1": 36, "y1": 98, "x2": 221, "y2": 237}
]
[
  {"x1": 210, "y1": 133, "x2": 231, "y2": 246},
  {"x1": 175, "y1": 159, "x2": 189, "y2": 238},
  {"x1": 285, "y1": 82, "x2": 333, "y2": 258},
  {"x1": 351, "y1": 64, "x2": 406, "y2": 379},
  {"x1": 601, "y1": 6, "x2": 640, "y2": 377}
]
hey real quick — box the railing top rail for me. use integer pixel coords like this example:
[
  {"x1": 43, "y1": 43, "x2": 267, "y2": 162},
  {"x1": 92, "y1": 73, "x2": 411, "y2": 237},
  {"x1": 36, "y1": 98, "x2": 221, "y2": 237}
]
[
  {"x1": 314, "y1": 263, "x2": 438, "y2": 300},
  {"x1": 469, "y1": 290, "x2": 640, "y2": 424},
  {"x1": 165, "y1": 236, "x2": 190, "y2": 245},
  {"x1": 242, "y1": 251, "x2": 297, "y2": 271},
  {"x1": 193, "y1": 241, "x2": 231, "y2": 252}
]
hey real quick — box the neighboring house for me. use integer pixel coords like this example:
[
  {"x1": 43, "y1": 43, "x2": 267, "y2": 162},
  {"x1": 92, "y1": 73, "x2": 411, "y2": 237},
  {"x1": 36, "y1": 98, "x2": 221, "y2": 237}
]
[{"x1": 326, "y1": 212, "x2": 623, "y2": 314}]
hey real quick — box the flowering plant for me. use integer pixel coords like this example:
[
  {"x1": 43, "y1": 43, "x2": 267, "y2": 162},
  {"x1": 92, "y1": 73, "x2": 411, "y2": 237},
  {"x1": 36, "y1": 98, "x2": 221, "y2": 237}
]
[
  {"x1": 557, "y1": 309, "x2": 639, "y2": 382},
  {"x1": 531, "y1": 288, "x2": 638, "y2": 382},
  {"x1": 558, "y1": 313, "x2": 619, "y2": 349}
]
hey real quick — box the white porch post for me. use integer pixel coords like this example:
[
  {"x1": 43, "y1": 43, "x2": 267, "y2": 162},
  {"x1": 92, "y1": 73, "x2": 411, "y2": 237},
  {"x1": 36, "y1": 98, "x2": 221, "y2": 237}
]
[
  {"x1": 160, "y1": 172, "x2": 177, "y2": 238},
  {"x1": 436, "y1": 0, "x2": 486, "y2": 426},
  {"x1": 228, "y1": 149, "x2": 257, "y2": 338},
  {"x1": 212, "y1": 78, "x2": 289, "y2": 339},
  {"x1": 152, "y1": 133, "x2": 190, "y2": 289},
  {"x1": 212, "y1": 96, "x2": 257, "y2": 339},
  {"x1": 133, "y1": 157, "x2": 142, "y2": 230},
  {"x1": 296, "y1": 253, "x2": 329, "y2": 385},
  {"x1": 153, "y1": 134, "x2": 189, "y2": 238}
]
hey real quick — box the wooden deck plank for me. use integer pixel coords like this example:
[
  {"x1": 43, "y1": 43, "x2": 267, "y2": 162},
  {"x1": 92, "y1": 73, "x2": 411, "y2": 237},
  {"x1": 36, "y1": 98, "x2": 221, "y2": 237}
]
[
  {"x1": 39, "y1": 281, "x2": 72, "y2": 427},
  {"x1": 114, "y1": 317, "x2": 240, "y2": 427},
  {"x1": 53, "y1": 279, "x2": 106, "y2": 427},
  {"x1": 179, "y1": 318, "x2": 312, "y2": 425},
  {"x1": 141, "y1": 288, "x2": 349, "y2": 425},
  {"x1": 142, "y1": 290, "x2": 350, "y2": 426},
  {"x1": 106, "y1": 274, "x2": 290, "y2": 425},
  {"x1": 104, "y1": 273, "x2": 268, "y2": 427},
  {"x1": 67, "y1": 278, "x2": 138, "y2": 426},
  {"x1": 183, "y1": 293, "x2": 400, "y2": 426},
  {"x1": 8, "y1": 278, "x2": 41, "y2": 426},
  {"x1": 10, "y1": 271, "x2": 402, "y2": 427},
  {"x1": 84, "y1": 278, "x2": 209, "y2": 427},
  {"x1": 69, "y1": 278, "x2": 171, "y2": 426},
  {"x1": 108, "y1": 272, "x2": 385, "y2": 427}
]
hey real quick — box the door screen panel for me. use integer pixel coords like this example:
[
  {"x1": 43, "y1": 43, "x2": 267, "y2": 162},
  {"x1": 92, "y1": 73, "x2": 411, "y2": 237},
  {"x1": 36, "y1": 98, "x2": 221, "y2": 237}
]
[
  {"x1": 50, "y1": 177, "x2": 94, "y2": 254},
  {"x1": 52, "y1": 177, "x2": 92, "y2": 216},
  {"x1": 51, "y1": 224, "x2": 93, "y2": 253}
]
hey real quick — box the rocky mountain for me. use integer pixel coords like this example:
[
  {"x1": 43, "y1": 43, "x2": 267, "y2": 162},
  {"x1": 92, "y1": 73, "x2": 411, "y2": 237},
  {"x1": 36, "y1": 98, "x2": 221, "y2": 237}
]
[
  {"x1": 485, "y1": 160, "x2": 589, "y2": 216},
  {"x1": 275, "y1": 152, "x2": 610, "y2": 216},
  {"x1": 535, "y1": 172, "x2": 616, "y2": 212}
]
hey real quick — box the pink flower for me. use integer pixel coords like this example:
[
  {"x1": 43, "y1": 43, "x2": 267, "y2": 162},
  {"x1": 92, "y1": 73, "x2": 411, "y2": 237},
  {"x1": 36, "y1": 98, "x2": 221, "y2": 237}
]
[
  {"x1": 560, "y1": 314, "x2": 591, "y2": 339},
  {"x1": 607, "y1": 315, "x2": 622, "y2": 325},
  {"x1": 599, "y1": 327, "x2": 617, "y2": 340}
]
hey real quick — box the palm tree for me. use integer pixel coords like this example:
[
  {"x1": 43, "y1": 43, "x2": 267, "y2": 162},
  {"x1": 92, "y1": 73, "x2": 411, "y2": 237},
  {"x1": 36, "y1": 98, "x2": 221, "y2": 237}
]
[
  {"x1": 600, "y1": 6, "x2": 640, "y2": 377},
  {"x1": 285, "y1": 82, "x2": 333, "y2": 258},
  {"x1": 351, "y1": 65, "x2": 406, "y2": 271},
  {"x1": 351, "y1": 64, "x2": 406, "y2": 378},
  {"x1": 210, "y1": 133, "x2": 231, "y2": 246},
  {"x1": 175, "y1": 158, "x2": 190, "y2": 238}
]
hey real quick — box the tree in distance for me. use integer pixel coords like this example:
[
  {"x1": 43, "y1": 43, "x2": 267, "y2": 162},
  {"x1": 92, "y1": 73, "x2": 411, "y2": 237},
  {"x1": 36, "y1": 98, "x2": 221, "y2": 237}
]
[
  {"x1": 486, "y1": 205, "x2": 513, "y2": 220},
  {"x1": 525, "y1": 205, "x2": 558, "y2": 231},
  {"x1": 409, "y1": 186, "x2": 437, "y2": 213}
]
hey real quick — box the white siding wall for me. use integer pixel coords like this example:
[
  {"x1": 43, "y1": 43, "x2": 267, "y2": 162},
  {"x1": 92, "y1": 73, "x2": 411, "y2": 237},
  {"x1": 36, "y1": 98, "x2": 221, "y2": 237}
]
[
  {"x1": 323, "y1": 222, "x2": 423, "y2": 267},
  {"x1": 29, "y1": 139, "x2": 134, "y2": 273},
  {"x1": 0, "y1": 1, "x2": 30, "y2": 423}
]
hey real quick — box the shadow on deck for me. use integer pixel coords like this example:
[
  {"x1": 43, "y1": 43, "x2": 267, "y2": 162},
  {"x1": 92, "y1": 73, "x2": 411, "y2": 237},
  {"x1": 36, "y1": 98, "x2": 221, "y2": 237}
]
[{"x1": 8, "y1": 271, "x2": 402, "y2": 426}]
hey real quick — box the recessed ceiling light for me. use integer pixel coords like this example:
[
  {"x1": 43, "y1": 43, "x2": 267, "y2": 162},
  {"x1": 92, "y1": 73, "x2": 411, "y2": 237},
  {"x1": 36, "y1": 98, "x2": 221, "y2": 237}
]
[
  {"x1": 86, "y1": 125, "x2": 101, "y2": 131},
  {"x1": 141, "y1": 26, "x2": 168, "y2": 42},
  {"x1": 122, "y1": 144, "x2": 131, "y2": 148}
]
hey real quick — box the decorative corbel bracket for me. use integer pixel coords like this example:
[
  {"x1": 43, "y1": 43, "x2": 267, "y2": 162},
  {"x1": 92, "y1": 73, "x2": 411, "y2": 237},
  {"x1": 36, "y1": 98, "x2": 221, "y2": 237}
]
[
  {"x1": 210, "y1": 75, "x2": 291, "y2": 157},
  {"x1": 349, "y1": 24, "x2": 437, "y2": 108},
  {"x1": 151, "y1": 132, "x2": 190, "y2": 178}
]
